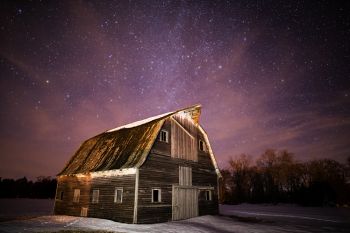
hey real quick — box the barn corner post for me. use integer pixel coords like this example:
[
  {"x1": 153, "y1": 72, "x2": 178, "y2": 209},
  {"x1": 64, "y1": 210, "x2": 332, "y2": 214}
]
[
  {"x1": 52, "y1": 176, "x2": 59, "y2": 214},
  {"x1": 217, "y1": 175, "x2": 223, "y2": 205},
  {"x1": 133, "y1": 168, "x2": 139, "y2": 224},
  {"x1": 171, "y1": 184, "x2": 175, "y2": 220}
]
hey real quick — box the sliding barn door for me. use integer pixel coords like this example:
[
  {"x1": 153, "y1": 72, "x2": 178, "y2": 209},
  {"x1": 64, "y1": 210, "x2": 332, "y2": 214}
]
[{"x1": 172, "y1": 186, "x2": 198, "y2": 220}]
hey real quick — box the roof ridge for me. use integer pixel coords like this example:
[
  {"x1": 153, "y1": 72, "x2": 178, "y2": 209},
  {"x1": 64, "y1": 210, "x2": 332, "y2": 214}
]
[{"x1": 106, "y1": 104, "x2": 201, "y2": 133}]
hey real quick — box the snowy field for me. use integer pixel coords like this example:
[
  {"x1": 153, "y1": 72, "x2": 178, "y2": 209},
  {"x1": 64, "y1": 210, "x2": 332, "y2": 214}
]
[{"x1": 0, "y1": 199, "x2": 349, "y2": 233}]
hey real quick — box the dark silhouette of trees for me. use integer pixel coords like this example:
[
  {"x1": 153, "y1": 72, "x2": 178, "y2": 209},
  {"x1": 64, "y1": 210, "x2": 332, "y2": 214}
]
[
  {"x1": 229, "y1": 154, "x2": 252, "y2": 203},
  {"x1": 221, "y1": 149, "x2": 350, "y2": 206},
  {"x1": 0, "y1": 176, "x2": 57, "y2": 199}
]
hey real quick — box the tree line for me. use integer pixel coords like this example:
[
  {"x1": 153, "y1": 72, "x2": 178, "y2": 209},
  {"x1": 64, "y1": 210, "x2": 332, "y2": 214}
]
[
  {"x1": 220, "y1": 149, "x2": 350, "y2": 206},
  {"x1": 0, "y1": 176, "x2": 57, "y2": 199}
]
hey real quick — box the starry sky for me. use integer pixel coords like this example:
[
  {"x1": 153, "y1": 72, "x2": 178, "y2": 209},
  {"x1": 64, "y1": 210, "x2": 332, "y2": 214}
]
[{"x1": 0, "y1": 0, "x2": 349, "y2": 179}]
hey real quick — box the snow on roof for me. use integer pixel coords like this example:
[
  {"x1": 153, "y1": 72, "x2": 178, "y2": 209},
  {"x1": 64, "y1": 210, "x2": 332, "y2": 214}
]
[
  {"x1": 106, "y1": 104, "x2": 202, "y2": 133},
  {"x1": 106, "y1": 111, "x2": 175, "y2": 133}
]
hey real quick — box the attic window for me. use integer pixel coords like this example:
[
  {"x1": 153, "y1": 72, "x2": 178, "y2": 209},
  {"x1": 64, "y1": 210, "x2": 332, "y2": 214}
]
[
  {"x1": 73, "y1": 189, "x2": 80, "y2": 203},
  {"x1": 92, "y1": 189, "x2": 99, "y2": 203},
  {"x1": 199, "y1": 140, "x2": 206, "y2": 152},
  {"x1": 152, "y1": 188, "x2": 161, "y2": 203},
  {"x1": 159, "y1": 130, "x2": 169, "y2": 143}
]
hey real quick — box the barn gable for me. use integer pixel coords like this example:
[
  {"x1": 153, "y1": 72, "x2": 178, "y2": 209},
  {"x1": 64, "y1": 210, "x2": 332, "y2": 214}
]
[{"x1": 58, "y1": 104, "x2": 220, "y2": 177}]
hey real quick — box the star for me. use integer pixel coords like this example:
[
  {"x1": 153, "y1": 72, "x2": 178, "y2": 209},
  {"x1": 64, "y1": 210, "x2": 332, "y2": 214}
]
[{"x1": 0, "y1": 0, "x2": 348, "y2": 180}]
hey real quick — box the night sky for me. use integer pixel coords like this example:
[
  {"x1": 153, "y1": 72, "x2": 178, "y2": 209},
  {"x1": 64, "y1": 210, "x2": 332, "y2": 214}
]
[{"x1": 0, "y1": 1, "x2": 349, "y2": 179}]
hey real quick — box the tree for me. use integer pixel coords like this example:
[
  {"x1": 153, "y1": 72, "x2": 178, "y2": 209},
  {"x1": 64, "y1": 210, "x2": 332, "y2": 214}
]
[
  {"x1": 228, "y1": 154, "x2": 252, "y2": 203},
  {"x1": 256, "y1": 149, "x2": 280, "y2": 203},
  {"x1": 221, "y1": 149, "x2": 349, "y2": 206},
  {"x1": 0, "y1": 176, "x2": 57, "y2": 199},
  {"x1": 219, "y1": 169, "x2": 233, "y2": 203}
]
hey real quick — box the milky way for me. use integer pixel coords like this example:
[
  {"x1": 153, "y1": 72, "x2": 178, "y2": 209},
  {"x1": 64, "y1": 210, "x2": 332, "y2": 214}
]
[{"x1": 0, "y1": 1, "x2": 349, "y2": 179}]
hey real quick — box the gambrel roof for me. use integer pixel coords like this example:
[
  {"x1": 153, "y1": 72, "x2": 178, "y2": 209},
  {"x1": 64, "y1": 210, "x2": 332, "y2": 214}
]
[{"x1": 58, "y1": 104, "x2": 220, "y2": 177}]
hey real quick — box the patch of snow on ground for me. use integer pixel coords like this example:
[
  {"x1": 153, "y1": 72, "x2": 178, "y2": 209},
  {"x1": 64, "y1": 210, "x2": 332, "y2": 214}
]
[
  {"x1": 1, "y1": 201, "x2": 350, "y2": 233},
  {"x1": 0, "y1": 215, "x2": 289, "y2": 233}
]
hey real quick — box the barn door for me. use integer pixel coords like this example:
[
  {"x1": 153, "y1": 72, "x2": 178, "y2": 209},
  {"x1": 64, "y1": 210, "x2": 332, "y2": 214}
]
[{"x1": 172, "y1": 186, "x2": 198, "y2": 220}]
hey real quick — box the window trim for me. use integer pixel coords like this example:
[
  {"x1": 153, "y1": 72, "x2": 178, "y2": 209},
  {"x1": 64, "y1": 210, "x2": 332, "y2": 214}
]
[
  {"x1": 159, "y1": 130, "x2": 169, "y2": 143},
  {"x1": 73, "y1": 189, "x2": 80, "y2": 203},
  {"x1": 199, "y1": 139, "x2": 206, "y2": 152},
  {"x1": 114, "y1": 187, "x2": 123, "y2": 203},
  {"x1": 151, "y1": 188, "x2": 161, "y2": 203},
  {"x1": 92, "y1": 189, "x2": 99, "y2": 204},
  {"x1": 205, "y1": 190, "x2": 212, "y2": 201}
]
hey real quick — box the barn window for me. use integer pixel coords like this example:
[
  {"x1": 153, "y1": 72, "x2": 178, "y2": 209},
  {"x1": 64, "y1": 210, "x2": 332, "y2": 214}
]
[
  {"x1": 199, "y1": 140, "x2": 206, "y2": 152},
  {"x1": 92, "y1": 189, "x2": 99, "y2": 203},
  {"x1": 114, "y1": 188, "x2": 123, "y2": 203},
  {"x1": 159, "y1": 130, "x2": 169, "y2": 143},
  {"x1": 205, "y1": 190, "x2": 212, "y2": 201},
  {"x1": 60, "y1": 191, "x2": 64, "y2": 200},
  {"x1": 152, "y1": 188, "x2": 161, "y2": 203},
  {"x1": 73, "y1": 189, "x2": 80, "y2": 203}
]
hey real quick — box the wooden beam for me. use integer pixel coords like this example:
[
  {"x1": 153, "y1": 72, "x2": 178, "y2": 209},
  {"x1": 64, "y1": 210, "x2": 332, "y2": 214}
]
[
  {"x1": 133, "y1": 168, "x2": 139, "y2": 224},
  {"x1": 52, "y1": 180, "x2": 59, "y2": 214},
  {"x1": 170, "y1": 116, "x2": 194, "y2": 139}
]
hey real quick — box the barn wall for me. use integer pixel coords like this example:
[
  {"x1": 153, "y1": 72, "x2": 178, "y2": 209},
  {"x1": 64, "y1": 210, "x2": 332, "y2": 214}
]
[
  {"x1": 137, "y1": 118, "x2": 219, "y2": 223},
  {"x1": 54, "y1": 175, "x2": 91, "y2": 217},
  {"x1": 54, "y1": 174, "x2": 136, "y2": 223},
  {"x1": 138, "y1": 153, "x2": 176, "y2": 223}
]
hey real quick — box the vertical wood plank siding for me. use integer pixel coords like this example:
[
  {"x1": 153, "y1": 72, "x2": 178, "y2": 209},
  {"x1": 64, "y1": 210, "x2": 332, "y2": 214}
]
[
  {"x1": 172, "y1": 186, "x2": 198, "y2": 220},
  {"x1": 54, "y1": 174, "x2": 136, "y2": 223},
  {"x1": 179, "y1": 166, "x2": 192, "y2": 186},
  {"x1": 170, "y1": 114, "x2": 197, "y2": 161}
]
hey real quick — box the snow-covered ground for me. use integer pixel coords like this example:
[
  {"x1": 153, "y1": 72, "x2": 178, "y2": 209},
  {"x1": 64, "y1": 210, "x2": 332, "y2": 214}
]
[
  {"x1": 220, "y1": 203, "x2": 350, "y2": 223},
  {"x1": 0, "y1": 215, "x2": 293, "y2": 233},
  {"x1": 0, "y1": 199, "x2": 349, "y2": 233}
]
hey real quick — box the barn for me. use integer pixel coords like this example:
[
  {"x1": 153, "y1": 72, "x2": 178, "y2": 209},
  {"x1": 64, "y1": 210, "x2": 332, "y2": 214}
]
[{"x1": 54, "y1": 104, "x2": 221, "y2": 223}]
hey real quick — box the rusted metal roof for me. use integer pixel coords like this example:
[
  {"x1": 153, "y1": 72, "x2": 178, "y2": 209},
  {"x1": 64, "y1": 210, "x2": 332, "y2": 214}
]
[{"x1": 58, "y1": 105, "x2": 202, "y2": 175}]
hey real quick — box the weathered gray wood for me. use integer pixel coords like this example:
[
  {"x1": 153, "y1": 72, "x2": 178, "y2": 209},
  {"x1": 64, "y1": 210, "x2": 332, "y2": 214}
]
[
  {"x1": 172, "y1": 186, "x2": 198, "y2": 220},
  {"x1": 170, "y1": 114, "x2": 198, "y2": 161},
  {"x1": 54, "y1": 174, "x2": 136, "y2": 223},
  {"x1": 133, "y1": 168, "x2": 139, "y2": 224},
  {"x1": 137, "y1": 117, "x2": 219, "y2": 223},
  {"x1": 179, "y1": 166, "x2": 192, "y2": 186}
]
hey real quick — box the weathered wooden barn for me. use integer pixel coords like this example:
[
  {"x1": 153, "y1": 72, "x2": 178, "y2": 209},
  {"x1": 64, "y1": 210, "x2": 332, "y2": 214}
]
[{"x1": 54, "y1": 104, "x2": 221, "y2": 223}]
